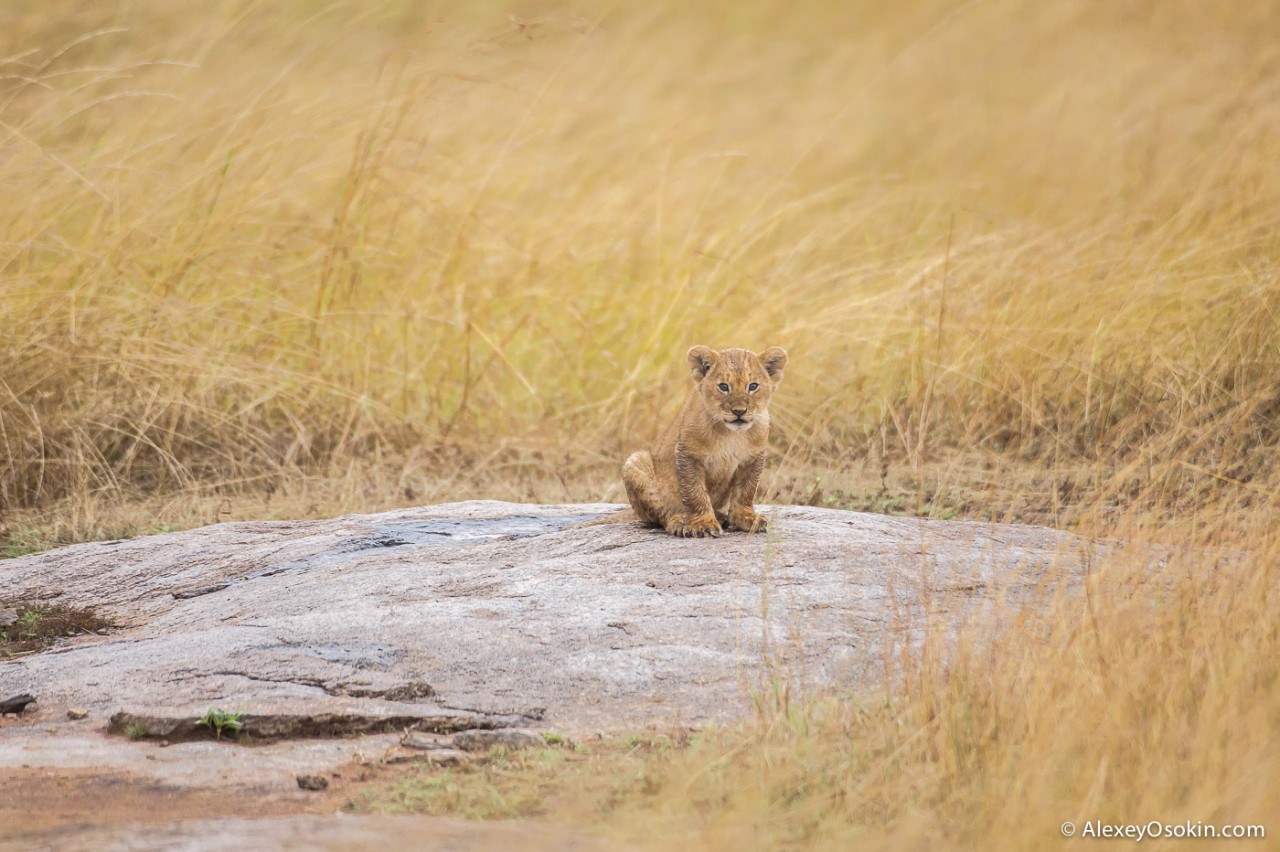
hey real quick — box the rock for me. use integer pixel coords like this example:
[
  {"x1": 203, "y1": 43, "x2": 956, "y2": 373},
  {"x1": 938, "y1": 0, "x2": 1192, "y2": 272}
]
[
  {"x1": 0, "y1": 694, "x2": 35, "y2": 715},
  {"x1": 105, "y1": 709, "x2": 518, "y2": 742},
  {"x1": 384, "y1": 745, "x2": 472, "y2": 767},
  {"x1": 425, "y1": 748, "x2": 471, "y2": 767},
  {"x1": 451, "y1": 728, "x2": 544, "y2": 752},
  {"x1": 66, "y1": 708, "x2": 88, "y2": 721},
  {"x1": 400, "y1": 732, "x2": 455, "y2": 751},
  {"x1": 296, "y1": 774, "x2": 329, "y2": 791},
  {"x1": 400, "y1": 728, "x2": 543, "y2": 753},
  {"x1": 393, "y1": 733, "x2": 473, "y2": 766},
  {"x1": 0, "y1": 501, "x2": 1106, "y2": 735}
]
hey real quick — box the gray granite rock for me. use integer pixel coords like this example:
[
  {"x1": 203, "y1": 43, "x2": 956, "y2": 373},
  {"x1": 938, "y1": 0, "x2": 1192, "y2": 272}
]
[{"x1": 0, "y1": 501, "x2": 1090, "y2": 735}]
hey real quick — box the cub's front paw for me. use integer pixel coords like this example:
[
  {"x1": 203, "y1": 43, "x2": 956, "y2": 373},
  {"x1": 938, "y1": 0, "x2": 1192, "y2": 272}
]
[
  {"x1": 726, "y1": 506, "x2": 767, "y2": 533},
  {"x1": 667, "y1": 513, "x2": 723, "y2": 538}
]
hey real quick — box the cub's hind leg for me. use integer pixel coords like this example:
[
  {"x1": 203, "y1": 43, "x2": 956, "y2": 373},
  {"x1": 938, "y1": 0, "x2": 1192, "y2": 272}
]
[{"x1": 622, "y1": 450, "x2": 666, "y2": 528}]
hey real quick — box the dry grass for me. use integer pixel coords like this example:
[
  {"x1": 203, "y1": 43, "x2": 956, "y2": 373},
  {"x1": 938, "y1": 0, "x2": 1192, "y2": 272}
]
[{"x1": 3, "y1": 0, "x2": 1279, "y2": 847}]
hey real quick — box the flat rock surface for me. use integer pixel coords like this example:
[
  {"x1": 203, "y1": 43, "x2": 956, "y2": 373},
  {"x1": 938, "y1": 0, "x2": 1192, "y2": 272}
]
[
  {"x1": 0, "y1": 500, "x2": 1092, "y2": 847},
  {"x1": 1, "y1": 501, "x2": 1088, "y2": 734}
]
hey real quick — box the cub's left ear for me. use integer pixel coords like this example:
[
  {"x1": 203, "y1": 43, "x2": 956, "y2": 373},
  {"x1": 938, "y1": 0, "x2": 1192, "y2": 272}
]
[{"x1": 758, "y1": 346, "x2": 787, "y2": 384}]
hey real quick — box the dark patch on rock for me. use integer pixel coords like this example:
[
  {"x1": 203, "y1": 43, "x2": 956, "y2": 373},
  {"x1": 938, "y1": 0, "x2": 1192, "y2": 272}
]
[
  {"x1": 0, "y1": 601, "x2": 113, "y2": 655},
  {"x1": 296, "y1": 774, "x2": 329, "y2": 791}
]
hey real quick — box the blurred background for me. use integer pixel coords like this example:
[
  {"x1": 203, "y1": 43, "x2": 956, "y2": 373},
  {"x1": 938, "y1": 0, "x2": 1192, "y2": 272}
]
[
  {"x1": 2, "y1": 0, "x2": 1278, "y2": 544},
  {"x1": 3, "y1": 3, "x2": 1280, "y2": 846}
]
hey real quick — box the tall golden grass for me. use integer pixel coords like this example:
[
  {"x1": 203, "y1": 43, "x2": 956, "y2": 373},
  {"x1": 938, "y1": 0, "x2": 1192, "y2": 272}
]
[{"x1": 3, "y1": 0, "x2": 1278, "y2": 846}]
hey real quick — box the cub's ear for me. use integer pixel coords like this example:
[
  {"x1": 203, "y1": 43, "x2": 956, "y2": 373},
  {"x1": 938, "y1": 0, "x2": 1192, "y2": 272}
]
[
  {"x1": 758, "y1": 346, "x2": 787, "y2": 383},
  {"x1": 687, "y1": 345, "x2": 718, "y2": 381}
]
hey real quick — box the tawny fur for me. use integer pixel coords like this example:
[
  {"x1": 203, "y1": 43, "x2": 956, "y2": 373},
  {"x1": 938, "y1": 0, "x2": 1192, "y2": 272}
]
[{"x1": 622, "y1": 345, "x2": 787, "y2": 538}]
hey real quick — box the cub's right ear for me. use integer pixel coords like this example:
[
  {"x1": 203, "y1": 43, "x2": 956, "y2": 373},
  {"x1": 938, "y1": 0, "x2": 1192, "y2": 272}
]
[{"x1": 687, "y1": 345, "x2": 717, "y2": 381}]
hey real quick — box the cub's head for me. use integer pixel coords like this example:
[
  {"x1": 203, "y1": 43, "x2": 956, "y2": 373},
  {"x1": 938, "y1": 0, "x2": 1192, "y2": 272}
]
[{"x1": 687, "y1": 345, "x2": 787, "y2": 432}]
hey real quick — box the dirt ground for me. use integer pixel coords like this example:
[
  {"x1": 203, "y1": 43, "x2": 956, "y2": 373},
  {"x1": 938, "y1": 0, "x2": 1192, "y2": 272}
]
[
  {"x1": 1, "y1": 765, "x2": 355, "y2": 833},
  {"x1": 0, "y1": 743, "x2": 621, "y2": 851},
  {"x1": 0, "y1": 711, "x2": 367, "y2": 842},
  {"x1": 0, "y1": 709, "x2": 390, "y2": 847}
]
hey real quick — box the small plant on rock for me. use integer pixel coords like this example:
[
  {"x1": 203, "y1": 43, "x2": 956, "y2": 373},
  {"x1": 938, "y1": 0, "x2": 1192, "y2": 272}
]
[
  {"x1": 17, "y1": 608, "x2": 41, "y2": 639},
  {"x1": 197, "y1": 708, "x2": 244, "y2": 740}
]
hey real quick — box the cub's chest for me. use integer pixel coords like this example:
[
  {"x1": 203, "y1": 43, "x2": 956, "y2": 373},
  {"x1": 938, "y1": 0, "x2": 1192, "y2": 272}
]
[{"x1": 700, "y1": 430, "x2": 759, "y2": 482}]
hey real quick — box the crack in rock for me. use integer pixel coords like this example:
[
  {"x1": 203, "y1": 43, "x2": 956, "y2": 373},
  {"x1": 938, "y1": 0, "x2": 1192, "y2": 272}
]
[
  {"x1": 435, "y1": 703, "x2": 546, "y2": 721},
  {"x1": 173, "y1": 583, "x2": 232, "y2": 600},
  {"x1": 208, "y1": 671, "x2": 435, "y2": 702}
]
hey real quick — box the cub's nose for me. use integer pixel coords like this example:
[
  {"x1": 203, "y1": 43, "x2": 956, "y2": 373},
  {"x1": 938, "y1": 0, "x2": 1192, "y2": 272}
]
[{"x1": 731, "y1": 408, "x2": 747, "y2": 418}]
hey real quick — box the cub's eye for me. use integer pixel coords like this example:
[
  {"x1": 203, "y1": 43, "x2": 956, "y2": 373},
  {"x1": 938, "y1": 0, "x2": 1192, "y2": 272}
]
[
  {"x1": 717, "y1": 382, "x2": 730, "y2": 393},
  {"x1": 748, "y1": 382, "x2": 760, "y2": 393}
]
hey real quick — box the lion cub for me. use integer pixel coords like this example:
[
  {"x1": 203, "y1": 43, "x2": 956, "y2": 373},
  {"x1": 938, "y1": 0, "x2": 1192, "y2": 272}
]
[{"x1": 623, "y1": 345, "x2": 787, "y2": 537}]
